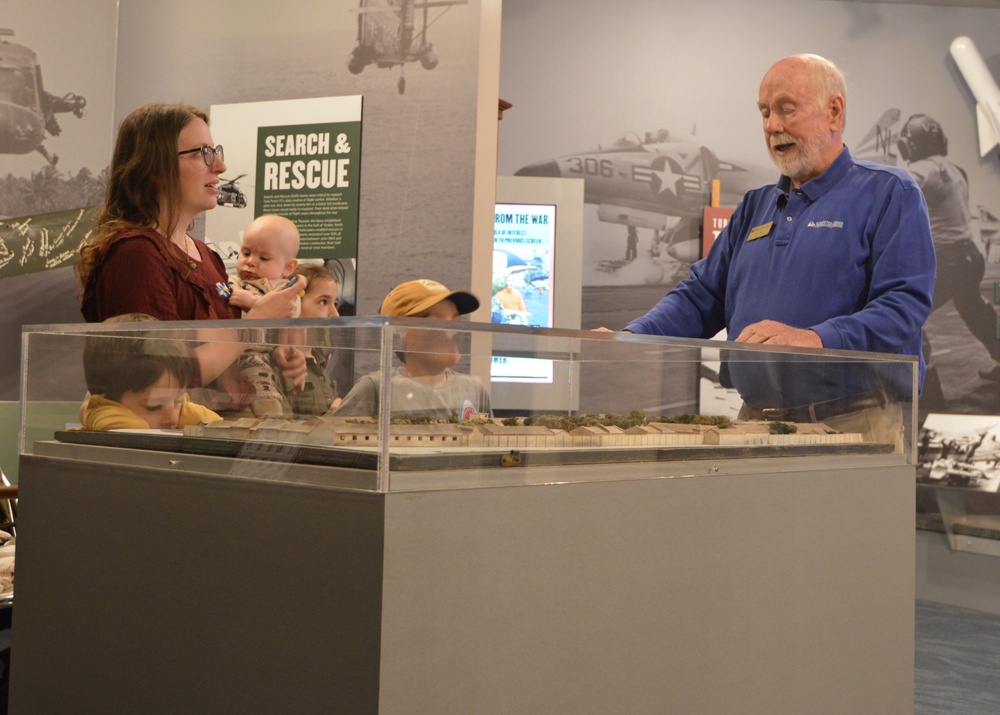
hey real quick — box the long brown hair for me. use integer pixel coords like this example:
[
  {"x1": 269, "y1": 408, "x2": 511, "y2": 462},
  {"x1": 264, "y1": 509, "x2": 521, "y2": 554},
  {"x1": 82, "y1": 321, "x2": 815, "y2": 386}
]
[
  {"x1": 295, "y1": 263, "x2": 336, "y2": 289},
  {"x1": 76, "y1": 102, "x2": 208, "y2": 291}
]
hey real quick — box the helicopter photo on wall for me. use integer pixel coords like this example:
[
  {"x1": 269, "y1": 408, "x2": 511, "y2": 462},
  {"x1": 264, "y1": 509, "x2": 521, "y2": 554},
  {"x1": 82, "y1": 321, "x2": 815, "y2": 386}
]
[
  {"x1": 0, "y1": 1, "x2": 117, "y2": 400},
  {"x1": 216, "y1": 174, "x2": 248, "y2": 209},
  {"x1": 0, "y1": 3, "x2": 115, "y2": 219},
  {"x1": 0, "y1": 28, "x2": 85, "y2": 167},
  {"x1": 347, "y1": 0, "x2": 469, "y2": 95}
]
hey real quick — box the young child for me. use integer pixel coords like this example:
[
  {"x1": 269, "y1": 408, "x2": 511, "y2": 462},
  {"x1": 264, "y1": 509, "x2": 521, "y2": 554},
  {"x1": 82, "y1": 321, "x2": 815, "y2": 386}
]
[
  {"x1": 240, "y1": 264, "x2": 343, "y2": 418},
  {"x1": 82, "y1": 314, "x2": 222, "y2": 430},
  {"x1": 334, "y1": 279, "x2": 492, "y2": 421},
  {"x1": 223, "y1": 214, "x2": 302, "y2": 316}
]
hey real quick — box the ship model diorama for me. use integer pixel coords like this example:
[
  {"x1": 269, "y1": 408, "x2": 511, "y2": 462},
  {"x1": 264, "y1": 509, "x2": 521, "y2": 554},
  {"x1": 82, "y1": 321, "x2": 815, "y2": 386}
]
[{"x1": 50, "y1": 410, "x2": 888, "y2": 475}]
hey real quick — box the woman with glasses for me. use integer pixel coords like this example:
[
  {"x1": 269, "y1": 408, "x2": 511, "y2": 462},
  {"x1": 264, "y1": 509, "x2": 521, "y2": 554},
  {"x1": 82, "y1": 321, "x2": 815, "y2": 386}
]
[{"x1": 75, "y1": 102, "x2": 304, "y2": 410}]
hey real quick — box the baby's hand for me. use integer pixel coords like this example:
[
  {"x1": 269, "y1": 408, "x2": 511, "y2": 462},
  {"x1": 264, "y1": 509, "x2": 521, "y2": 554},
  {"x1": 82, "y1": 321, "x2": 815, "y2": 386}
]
[
  {"x1": 227, "y1": 285, "x2": 259, "y2": 311},
  {"x1": 249, "y1": 276, "x2": 307, "y2": 319}
]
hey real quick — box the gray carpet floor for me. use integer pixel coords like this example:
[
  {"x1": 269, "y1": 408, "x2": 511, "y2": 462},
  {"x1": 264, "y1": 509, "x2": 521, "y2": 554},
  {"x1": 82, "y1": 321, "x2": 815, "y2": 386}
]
[{"x1": 916, "y1": 600, "x2": 1000, "y2": 714}]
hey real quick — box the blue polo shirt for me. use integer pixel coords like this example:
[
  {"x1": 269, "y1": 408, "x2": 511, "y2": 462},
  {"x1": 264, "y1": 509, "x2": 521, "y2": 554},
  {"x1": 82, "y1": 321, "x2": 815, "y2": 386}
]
[{"x1": 626, "y1": 147, "x2": 935, "y2": 406}]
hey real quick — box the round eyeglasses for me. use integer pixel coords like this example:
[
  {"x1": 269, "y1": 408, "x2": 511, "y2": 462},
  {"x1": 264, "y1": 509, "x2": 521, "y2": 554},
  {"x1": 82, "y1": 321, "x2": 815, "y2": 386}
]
[{"x1": 178, "y1": 144, "x2": 224, "y2": 167}]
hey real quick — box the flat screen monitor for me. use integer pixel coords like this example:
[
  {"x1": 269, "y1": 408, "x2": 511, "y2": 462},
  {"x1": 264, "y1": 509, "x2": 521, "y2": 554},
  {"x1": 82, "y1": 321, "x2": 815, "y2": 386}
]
[
  {"x1": 488, "y1": 175, "x2": 583, "y2": 413},
  {"x1": 491, "y1": 202, "x2": 556, "y2": 384}
]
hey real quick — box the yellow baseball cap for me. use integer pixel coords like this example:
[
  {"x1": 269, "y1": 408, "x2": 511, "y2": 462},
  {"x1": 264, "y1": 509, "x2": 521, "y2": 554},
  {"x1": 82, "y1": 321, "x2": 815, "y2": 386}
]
[{"x1": 379, "y1": 279, "x2": 480, "y2": 317}]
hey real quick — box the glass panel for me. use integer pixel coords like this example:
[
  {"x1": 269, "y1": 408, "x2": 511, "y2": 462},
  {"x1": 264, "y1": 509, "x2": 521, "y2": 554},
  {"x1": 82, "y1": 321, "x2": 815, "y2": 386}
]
[{"x1": 20, "y1": 317, "x2": 917, "y2": 493}]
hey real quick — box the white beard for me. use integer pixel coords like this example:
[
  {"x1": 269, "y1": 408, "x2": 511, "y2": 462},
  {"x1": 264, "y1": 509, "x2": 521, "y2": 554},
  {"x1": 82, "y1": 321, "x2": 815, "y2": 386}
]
[{"x1": 768, "y1": 129, "x2": 826, "y2": 182}]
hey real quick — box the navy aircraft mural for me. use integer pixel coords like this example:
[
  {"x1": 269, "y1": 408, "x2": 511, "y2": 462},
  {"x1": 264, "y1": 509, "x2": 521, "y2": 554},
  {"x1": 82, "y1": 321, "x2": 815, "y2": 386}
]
[
  {"x1": 515, "y1": 128, "x2": 770, "y2": 274},
  {"x1": 516, "y1": 113, "x2": 908, "y2": 280}
]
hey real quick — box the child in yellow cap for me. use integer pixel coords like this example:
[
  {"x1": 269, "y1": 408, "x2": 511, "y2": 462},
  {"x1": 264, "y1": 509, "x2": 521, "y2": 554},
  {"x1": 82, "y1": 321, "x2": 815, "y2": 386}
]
[{"x1": 335, "y1": 279, "x2": 491, "y2": 420}]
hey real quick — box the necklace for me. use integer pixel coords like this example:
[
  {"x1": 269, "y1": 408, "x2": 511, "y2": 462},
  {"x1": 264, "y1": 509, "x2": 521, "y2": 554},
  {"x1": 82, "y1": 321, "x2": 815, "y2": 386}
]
[{"x1": 182, "y1": 234, "x2": 198, "y2": 270}]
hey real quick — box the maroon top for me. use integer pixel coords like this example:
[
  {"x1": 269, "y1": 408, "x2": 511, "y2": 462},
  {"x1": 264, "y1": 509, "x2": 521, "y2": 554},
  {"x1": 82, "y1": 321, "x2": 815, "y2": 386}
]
[
  {"x1": 82, "y1": 228, "x2": 240, "y2": 323},
  {"x1": 81, "y1": 228, "x2": 252, "y2": 410}
]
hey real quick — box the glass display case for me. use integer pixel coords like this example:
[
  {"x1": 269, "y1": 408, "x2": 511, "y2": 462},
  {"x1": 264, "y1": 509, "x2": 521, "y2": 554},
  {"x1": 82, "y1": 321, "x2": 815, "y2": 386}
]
[
  {"x1": 20, "y1": 316, "x2": 918, "y2": 492},
  {"x1": 14, "y1": 317, "x2": 919, "y2": 714}
]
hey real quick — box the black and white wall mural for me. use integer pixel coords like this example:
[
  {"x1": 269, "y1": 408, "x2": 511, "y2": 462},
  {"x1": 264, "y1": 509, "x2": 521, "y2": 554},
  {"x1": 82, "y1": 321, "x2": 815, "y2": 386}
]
[
  {"x1": 498, "y1": 0, "x2": 1000, "y2": 417},
  {"x1": 0, "y1": 0, "x2": 116, "y2": 399},
  {"x1": 115, "y1": 0, "x2": 482, "y2": 317},
  {"x1": 0, "y1": 0, "x2": 485, "y2": 400}
]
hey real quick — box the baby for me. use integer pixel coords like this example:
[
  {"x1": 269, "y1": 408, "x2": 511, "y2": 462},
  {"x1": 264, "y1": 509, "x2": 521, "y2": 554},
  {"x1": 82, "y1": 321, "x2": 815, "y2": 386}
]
[
  {"x1": 221, "y1": 214, "x2": 302, "y2": 316},
  {"x1": 82, "y1": 314, "x2": 222, "y2": 430}
]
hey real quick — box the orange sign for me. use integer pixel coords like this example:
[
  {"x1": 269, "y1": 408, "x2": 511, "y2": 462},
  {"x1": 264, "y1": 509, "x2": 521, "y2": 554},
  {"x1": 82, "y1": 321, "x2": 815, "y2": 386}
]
[{"x1": 702, "y1": 207, "x2": 734, "y2": 259}]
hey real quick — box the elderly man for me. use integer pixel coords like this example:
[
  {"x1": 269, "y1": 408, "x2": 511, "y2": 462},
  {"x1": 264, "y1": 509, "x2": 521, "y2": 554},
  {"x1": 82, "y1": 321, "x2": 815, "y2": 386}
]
[{"x1": 623, "y1": 54, "x2": 936, "y2": 446}]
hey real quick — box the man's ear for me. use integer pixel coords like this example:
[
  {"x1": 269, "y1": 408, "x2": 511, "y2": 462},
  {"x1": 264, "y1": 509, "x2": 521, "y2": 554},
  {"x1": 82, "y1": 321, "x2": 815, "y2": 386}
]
[{"x1": 827, "y1": 94, "x2": 845, "y2": 129}]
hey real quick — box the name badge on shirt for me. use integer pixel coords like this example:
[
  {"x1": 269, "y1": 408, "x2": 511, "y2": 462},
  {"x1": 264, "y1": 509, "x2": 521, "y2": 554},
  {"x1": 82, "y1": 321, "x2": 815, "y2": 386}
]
[{"x1": 747, "y1": 221, "x2": 774, "y2": 241}]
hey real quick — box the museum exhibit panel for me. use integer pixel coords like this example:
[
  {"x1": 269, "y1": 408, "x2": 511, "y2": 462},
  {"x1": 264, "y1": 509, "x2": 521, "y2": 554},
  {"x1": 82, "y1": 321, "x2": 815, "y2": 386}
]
[{"x1": 9, "y1": 318, "x2": 918, "y2": 713}]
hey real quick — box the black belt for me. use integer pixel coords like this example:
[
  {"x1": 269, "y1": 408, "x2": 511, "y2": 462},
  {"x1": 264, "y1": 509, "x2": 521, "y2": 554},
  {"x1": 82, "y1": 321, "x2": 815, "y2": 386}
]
[{"x1": 755, "y1": 390, "x2": 888, "y2": 423}]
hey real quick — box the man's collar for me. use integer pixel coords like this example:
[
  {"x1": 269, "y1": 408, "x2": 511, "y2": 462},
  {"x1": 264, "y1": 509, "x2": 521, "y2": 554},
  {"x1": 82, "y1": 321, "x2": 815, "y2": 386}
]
[{"x1": 775, "y1": 146, "x2": 853, "y2": 201}]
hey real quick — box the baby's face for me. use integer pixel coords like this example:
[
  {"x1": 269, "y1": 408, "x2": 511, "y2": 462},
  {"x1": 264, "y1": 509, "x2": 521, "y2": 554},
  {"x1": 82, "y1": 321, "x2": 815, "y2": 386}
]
[
  {"x1": 118, "y1": 372, "x2": 185, "y2": 429},
  {"x1": 300, "y1": 278, "x2": 340, "y2": 318},
  {"x1": 237, "y1": 231, "x2": 295, "y2": 281}
]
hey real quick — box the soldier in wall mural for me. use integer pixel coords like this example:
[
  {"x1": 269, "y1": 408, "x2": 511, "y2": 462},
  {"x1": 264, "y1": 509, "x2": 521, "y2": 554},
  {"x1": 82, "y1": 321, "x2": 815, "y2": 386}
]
[{"x1": 897, "y1": 114, "x2": 1000, "y2": 416}]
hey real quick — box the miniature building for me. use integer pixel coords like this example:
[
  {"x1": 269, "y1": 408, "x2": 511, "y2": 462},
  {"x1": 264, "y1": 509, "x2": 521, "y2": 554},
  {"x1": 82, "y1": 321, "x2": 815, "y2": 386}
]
[
  {"x1": 278, "y1": 419, "x2": 334, "y2": 445},
  {"x1": 569, "y1": 424, "x2": 630, "y2": 447},
  {"x1": 196, "y1": 417, "x2": 262, "y2": 441},
  {"x1": 385, "y1": 424, "x2": 466, "y2": 446},
  {"x1": 316, "y1": 421, "x2": 468, "y2": 447},
  {"x1": 189, "y1": 417, "x2": 332, "y2": 445},
  {"x1": 703, "y1": 422, "x2": 771, "y2": 446},
  {"x1": 465, "y1": 423, "x2": 560, "y2": 449},
  {"x1": 250, "y1": 418, "x2": 294, "y2": 442},
  {"x1": 626, "y1": 423, "x2": 706, "y2": 446},
  {"x1": 329, "y1": 422, "x2": 380, "y2": 445}
]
